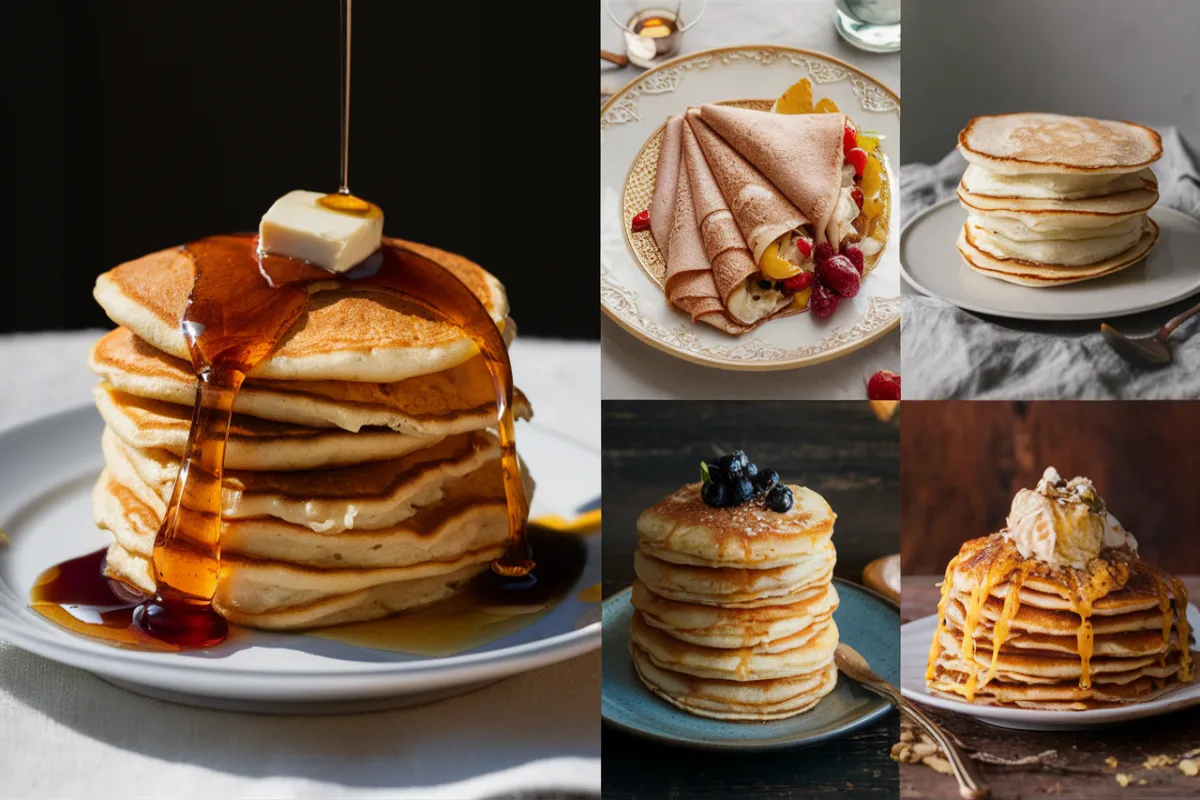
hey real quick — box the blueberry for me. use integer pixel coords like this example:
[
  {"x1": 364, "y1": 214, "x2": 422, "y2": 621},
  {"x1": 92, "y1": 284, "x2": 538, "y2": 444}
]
[
  {"x1": 705, "y1": 462, "x2": 726, "y2": 485},
  {"x1": 730, "y1": 478, "x2": 754, "y2": 505},
  {"x1": 745, "y1": 462, "x2": 758, "y2": 480},
  {"x1": 754, "y1": 468, "x2": 779, "y2": 494},
  {"x1": 719, "y1": 451, "x2": 749, "y2": 479},
  {"x1": 701, "y1": 481, "x2": 729, "y2": 508},
  {"x1": 766, "y1": 485, "x2": 793, "y2": 513}
]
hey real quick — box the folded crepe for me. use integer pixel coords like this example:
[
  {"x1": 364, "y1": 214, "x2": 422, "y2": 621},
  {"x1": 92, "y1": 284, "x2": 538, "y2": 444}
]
[
  {"x1": 686, "y1": 111, "x2": 808, "y2": 264},
  {"x1": 650, "y1": 116, "x2": 685, "y2": 259},
  {"x1": 699, "y1": 104, "x2": 845, "y2": 244},
  {"x1": 663, "y1": 167, "x2": 751, "y2": 334},
  {"x1": 682, "y1": 120, "x2": 792, "y2": 326}
]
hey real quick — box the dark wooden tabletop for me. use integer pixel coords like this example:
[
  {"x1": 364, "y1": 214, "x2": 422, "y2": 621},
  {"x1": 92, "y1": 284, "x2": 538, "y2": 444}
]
[
  {"x1": 601, "y1": 401, "x2": 900, "y2": 799},
  {"x1": 902, "y1": 575, "x2": 1200, "y2": 800}
]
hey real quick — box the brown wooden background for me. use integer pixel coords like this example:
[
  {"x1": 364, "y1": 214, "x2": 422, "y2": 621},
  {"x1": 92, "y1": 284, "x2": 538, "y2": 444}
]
[{"x1": 902, "y1": 401, "x2": 1200, "y2": 574}]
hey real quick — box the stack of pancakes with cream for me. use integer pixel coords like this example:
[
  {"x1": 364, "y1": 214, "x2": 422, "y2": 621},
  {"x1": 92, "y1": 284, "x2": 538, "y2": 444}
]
[
  {"x1": 87, "y1": 240, "x2": 532, "y2": 629},
  {"x1": 956, "y1": 113, "x2": 1162, "y2": 286},
  {"x1": 629, "y1": 481, "x2": 840, "y2": 720},
  {"x1": 927, "y1": 468, "x2": 1194, "y2": 710}
]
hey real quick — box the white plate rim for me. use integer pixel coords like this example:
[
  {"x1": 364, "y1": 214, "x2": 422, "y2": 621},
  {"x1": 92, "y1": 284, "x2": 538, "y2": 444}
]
[
  {"x1": 899, "y1": 609, "x2": 1200, "y2": 728},
  {"x1": 0, "y1": 404, "x2": 601, "y2": 697},
  {"x1": 600, "y1": 43, "x2": 902, "y2": 371},
  {"x1": 901, "y1": 198, "x2": 1200, "y2": 321}
]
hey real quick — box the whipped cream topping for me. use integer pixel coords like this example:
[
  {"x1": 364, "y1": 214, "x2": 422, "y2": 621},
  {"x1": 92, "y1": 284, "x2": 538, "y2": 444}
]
[{"x1": 1001, "y1": 467, "x2": 1137, "y2": 568}]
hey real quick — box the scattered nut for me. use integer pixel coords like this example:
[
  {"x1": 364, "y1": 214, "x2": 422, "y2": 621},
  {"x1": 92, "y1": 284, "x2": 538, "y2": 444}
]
[
  {"x1": 1116, "y1": 774, "x2": 1131, "y2": 787},
  {"x1": 1105, "y1": 757, "x2": 1119, "y2": 769},
  {"x1": 1144, "y1": 755, "x2": 1178, "y2": 770},
  {"x1": 1180, "y1": 759, "x2": 1198, "y2": 777}
]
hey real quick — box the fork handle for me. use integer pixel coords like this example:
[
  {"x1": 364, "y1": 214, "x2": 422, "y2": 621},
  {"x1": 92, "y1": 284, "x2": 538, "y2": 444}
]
[
  {"x1": 1161, "y1": 300, "x2": 1200, "y2": 339},
  {"x1": 858, "y1": 678, "x2": 990, "y2": 799}
]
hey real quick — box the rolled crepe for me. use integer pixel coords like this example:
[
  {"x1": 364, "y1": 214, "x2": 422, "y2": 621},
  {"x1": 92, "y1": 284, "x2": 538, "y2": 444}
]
[
  {"x1": 699, "y1": 105, "x2": 844, "y2": 244},
  {"x1": 687, "y1": 111, "x2": 808, "y2": 264},
  {"x1": 684, "y1": 120, "x2": 791, "y2": 326},
  {"x1": 650, "y1": 116, "x2": 685, "y2": 259},
  {"x1": 664, "y1": 167, "x2": 750, "y2": 334}
]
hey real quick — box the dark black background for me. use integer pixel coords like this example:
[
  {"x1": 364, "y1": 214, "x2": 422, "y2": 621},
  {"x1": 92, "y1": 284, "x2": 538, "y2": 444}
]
[{"x1": 3, "y1": 1, "x2": 595, "y2": 339}]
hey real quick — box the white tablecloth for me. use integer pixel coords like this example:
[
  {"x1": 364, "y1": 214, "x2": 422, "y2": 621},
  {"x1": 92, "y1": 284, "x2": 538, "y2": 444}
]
[
  {"x1": 0, "y1": 331, "x2": 600, "y2": 800},
  {"x1": 600, "y1": 0, "x2": 901, "y2": 399}
]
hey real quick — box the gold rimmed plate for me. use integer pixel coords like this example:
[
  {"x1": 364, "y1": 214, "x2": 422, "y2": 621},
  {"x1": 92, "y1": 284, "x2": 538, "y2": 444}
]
[{"x1": 601, "y1": 45, "x2": 901, "y2": 371}]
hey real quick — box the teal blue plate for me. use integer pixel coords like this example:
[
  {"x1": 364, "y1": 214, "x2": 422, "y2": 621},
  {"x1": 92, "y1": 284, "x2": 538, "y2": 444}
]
[{"x1": 601, "y1": 578, "x2": 898, "y2": 750}]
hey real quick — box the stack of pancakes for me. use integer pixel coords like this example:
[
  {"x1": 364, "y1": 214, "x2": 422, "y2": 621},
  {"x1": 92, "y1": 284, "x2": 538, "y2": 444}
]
[
  {"x1": 88, "y1": 240, "x2": 533, "y2": 630},
  {"x1": 927, "y1": 535, "x2": 1194, "y2": 710},
  {"x1": 629, "y1": 482, "x2": 840, "y2": 720},
  {"x1": 956, "y1": 112, "x2": 1162, "y2": 286}
]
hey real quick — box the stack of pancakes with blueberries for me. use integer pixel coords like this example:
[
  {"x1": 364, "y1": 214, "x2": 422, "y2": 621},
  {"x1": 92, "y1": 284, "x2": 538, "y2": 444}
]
[
  {"x1": 956, "y1": 112, "x2": 1162, "y2": 286},
  {"x1": 629, "y1": 451, "x2": 840, "y2": 720},
  {"x1": 87, "y1": 240, "x2": 533, "y2": 630}
]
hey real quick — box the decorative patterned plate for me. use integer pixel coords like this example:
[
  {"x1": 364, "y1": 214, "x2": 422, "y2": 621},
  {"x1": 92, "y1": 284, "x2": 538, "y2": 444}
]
[{"x1": 601, "y1": 46, "x2": 901, "y2": 371}]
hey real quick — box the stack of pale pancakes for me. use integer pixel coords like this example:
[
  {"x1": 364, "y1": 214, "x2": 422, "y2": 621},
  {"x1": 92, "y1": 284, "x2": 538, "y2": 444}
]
[
  {"x1": 88, "y1": 240, "x2": 533, "y2": 630},
  {"x1": 927, "y1": 536, "x2": 1195, "y2": 710},
  {"x1": 956, "y1": 112, "x2": 1162, "y2": 286},
  {"x1": 629, "y1": 482, "x2": 840, "y2": 720}
]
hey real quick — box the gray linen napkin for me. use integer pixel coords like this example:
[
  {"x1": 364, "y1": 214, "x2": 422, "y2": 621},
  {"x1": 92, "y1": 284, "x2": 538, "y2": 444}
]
[{"x1": 900, "y1": 126, "x2": 1200, "y2": 399}]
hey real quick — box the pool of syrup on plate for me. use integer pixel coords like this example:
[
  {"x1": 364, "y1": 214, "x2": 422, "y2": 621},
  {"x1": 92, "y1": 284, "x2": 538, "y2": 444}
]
[{"x1": 30, "y1": 524, "x2": 589, "y2": 654}]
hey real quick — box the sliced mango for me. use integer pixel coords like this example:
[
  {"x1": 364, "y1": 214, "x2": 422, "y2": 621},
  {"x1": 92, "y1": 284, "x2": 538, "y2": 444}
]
[
  {"x1": 856, "y1": 131, "x2": 881, "y2": 152},
  {"x1": 861, "y1": 152, "x2": 884, "y2": 200},
  {"x1": 775, "y1": 79, "x2": 814, "y2": 115},
  {"x1": 759, "y1": 239, "x2": 801, "y2": 279},
  {"x1": 792, "y1": 287, "x2": 813, "y2": 309},
  {"x1": 862, "y1": 197, "x2": 885, "y2": 221},
  {"x1": 814, "y1": 97, "x2": 840, "y2": 114}
]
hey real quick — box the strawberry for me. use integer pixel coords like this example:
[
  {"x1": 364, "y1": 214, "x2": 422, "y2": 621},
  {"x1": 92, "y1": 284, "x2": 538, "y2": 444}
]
[
  {"x1": 631, "y1": 209, "x2": 651, "y2": 233},
  {"x1": 867, "y1": 370, "x2": 901, "y2": 401},
  {"x1": 814, "y1": 241, "x2": 835, "y2": 265},
  {"x1": 781, "y1": 271, "x2": 813, "y2": 292},
  {"x1": 846, "y1": 147, "x2": 868, "y2": 178},
  {"x1": 817, "y1": 254, "x2": 861, "y2": 298},
  {"x1": 843, "y1": 118, "x2": 858, "y2": 153},
  {"x1": 794, "y1": 237, "x2": 813, "y2": 258},
  {"x1": 809, "y1": 280, "x2": 840, "y2": 319},
  {"x1": 843, "y1": 245, "x2": 865, "y2": 275}
]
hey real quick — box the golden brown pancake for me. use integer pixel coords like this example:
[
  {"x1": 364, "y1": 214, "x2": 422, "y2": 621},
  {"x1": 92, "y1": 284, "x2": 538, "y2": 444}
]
[{"x1": 92, "y1": 238, "x2": 510, "y2": 382}]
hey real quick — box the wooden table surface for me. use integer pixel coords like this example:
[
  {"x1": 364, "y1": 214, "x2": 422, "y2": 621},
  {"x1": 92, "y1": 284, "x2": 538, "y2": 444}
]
[
  {"x1": 601, "y1": 401, "x2": 900, "y2": 799},
  {"x1": 902, "y1": 575, "x2": 1200, "y2": 800}
]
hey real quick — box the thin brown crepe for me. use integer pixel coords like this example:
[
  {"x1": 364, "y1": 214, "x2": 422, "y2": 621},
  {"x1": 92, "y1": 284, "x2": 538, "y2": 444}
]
[
  {"x1": 682, "y1": 121, "x2": 784, "y2": 320},
  {"x1": 664, "y1": 167, "x2": 750, "y2": 334},
  {"x1": 699, "y1": 105, "x2": 845, "y2": 244},
  {"x1": 651, "y1": 116, "x2": 685, "y2": 258},
  {"x1": 687, "y1": 111, "x2": 808, "y2": 264}
]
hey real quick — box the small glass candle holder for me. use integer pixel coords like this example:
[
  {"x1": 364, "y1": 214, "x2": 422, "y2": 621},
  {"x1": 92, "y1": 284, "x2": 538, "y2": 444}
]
[{"x1": 604, "y1": 0, "x2": 708, "y2": 69}]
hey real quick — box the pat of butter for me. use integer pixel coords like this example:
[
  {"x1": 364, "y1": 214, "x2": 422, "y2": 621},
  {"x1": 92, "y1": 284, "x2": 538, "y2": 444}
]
[{"x1": 258, "y1": 189, "x2": 383, "y2": 273}]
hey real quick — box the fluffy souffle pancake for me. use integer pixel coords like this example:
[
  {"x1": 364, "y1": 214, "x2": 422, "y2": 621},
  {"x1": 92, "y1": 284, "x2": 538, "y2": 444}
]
[
  {"x1": 92, "y1": 238, "x2": 512, "y2": 382},
  {"x1": 89, "y1": 326, "x2": 528, "y2": 435},
  {"x1": 628, "y1": 455, "x2": 841, "y2": 721},
  {"x1": 926, "y1": 468, "x2": 1194, "y2": 710},
  {"x1": 954, "y1": 113, "x2": 1163, "y2": 287},
  {"x1": 636, "y1": 482, "x2": 835, "y2": 568},
  {"x1": 958, "y1": 113, "x2": 1162, "y2": 174}
]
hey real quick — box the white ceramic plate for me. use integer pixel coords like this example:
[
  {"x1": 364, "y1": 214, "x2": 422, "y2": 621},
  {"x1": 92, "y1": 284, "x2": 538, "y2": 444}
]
[
  {"x1": 600, "y1": 45, "x2": 901, "y2": 371},
  {"x1": 900, "y1": 608, "x2": 1200, "y2": 730},
  {"x1": 901, "y1": 199, "x2": 1200, "y2": 321},
  {"x1": 0, "y1": 406, "x2": 601, "y2": 714}
]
